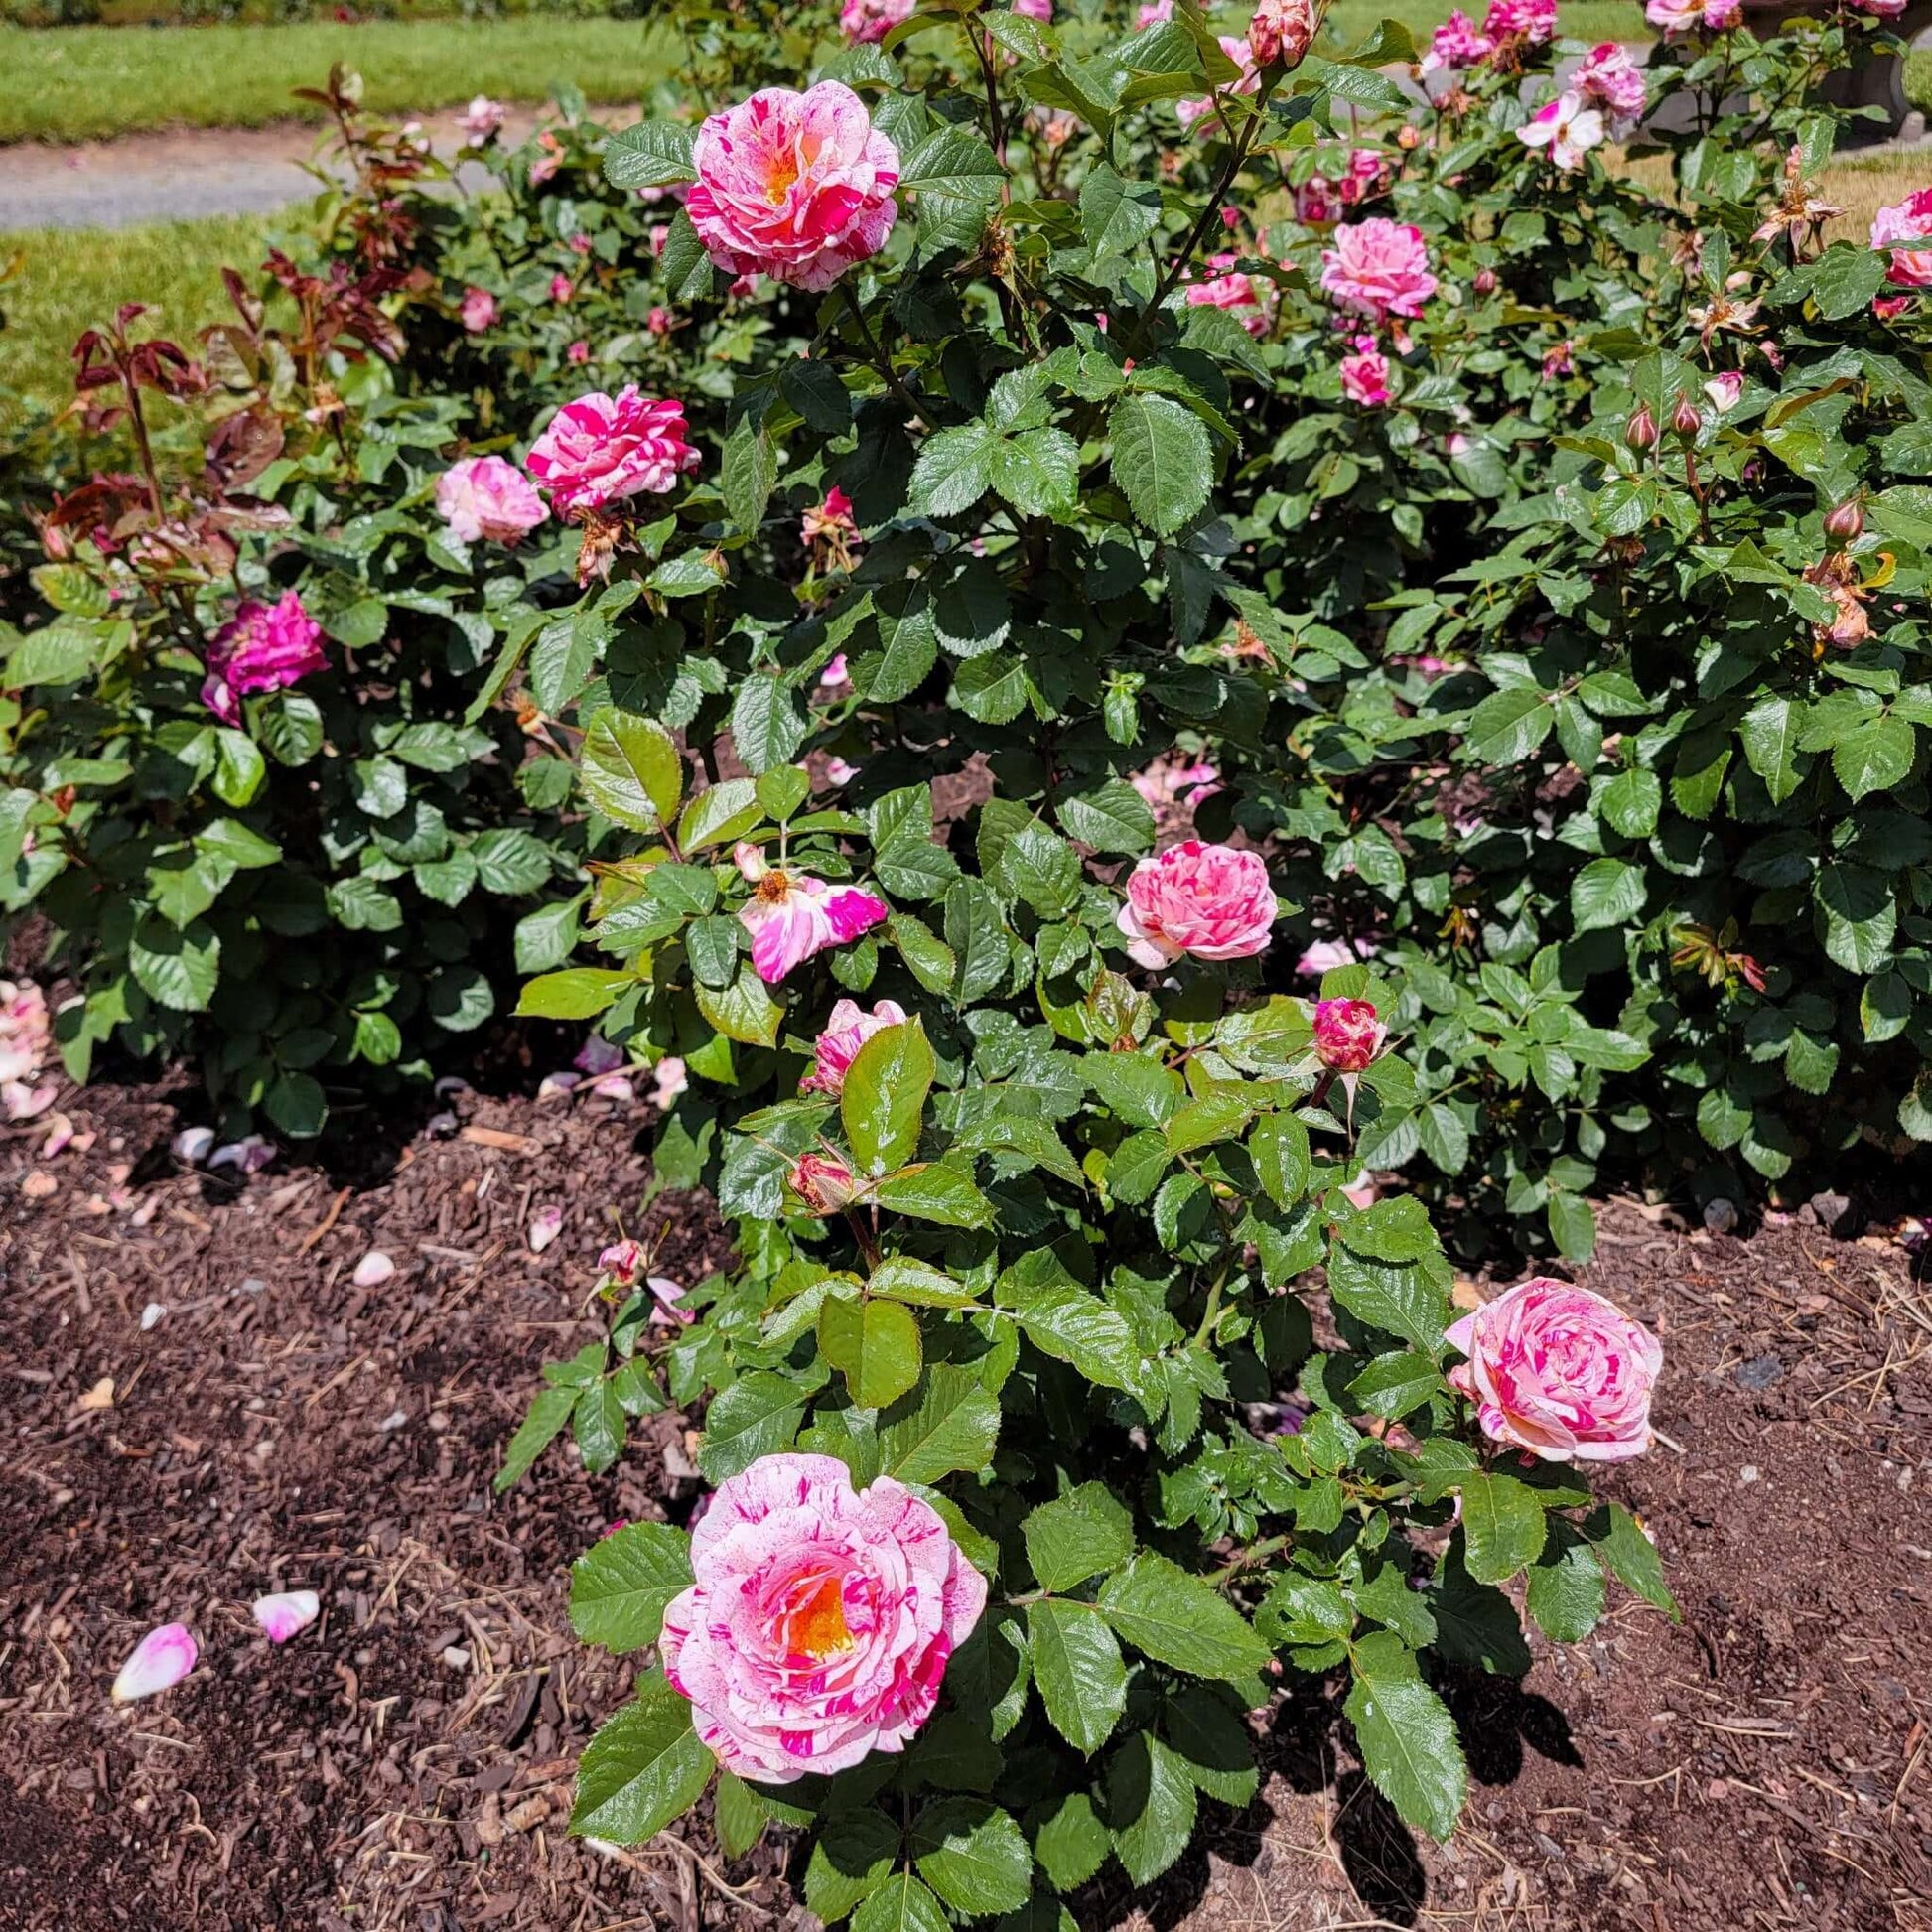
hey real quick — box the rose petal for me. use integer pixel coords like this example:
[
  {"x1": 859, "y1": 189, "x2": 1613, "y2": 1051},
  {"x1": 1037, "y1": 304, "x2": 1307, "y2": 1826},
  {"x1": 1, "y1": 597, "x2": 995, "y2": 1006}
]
[
  {"x1": 528, "y1": 1206, "x2": 565, "y2": 1253},
  {"x1": 112, "y1": 1623, "x2": 198, "y2": 1703},
  {"x1": 172, "y1": 1126, "x2": 216, "y2": 1165},
  {"x1": 352, "y1": 1251, "x2": 397, "y2": 1288},
  {"x1": 252, "y1": 1590, "x2": 321, "y2": 1644}
]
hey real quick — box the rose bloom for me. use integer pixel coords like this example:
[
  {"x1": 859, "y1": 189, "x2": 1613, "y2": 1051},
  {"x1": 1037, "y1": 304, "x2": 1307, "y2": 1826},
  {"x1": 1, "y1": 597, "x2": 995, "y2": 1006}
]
[
  {"x1": 0, "y1": 978, "x2": 56, "y2": 1123},
  {"x1": 1117, "y1": 839, "x2": 1278, "y2": 968},
  {"x1": 659, "y1": 1453, "x2": 987, "y2": 1782},
  {"x1": 1574, "y1": 41, "x2": 1647, "y2": 132},
  {"x1": 435, "y1": 455, "x2": 549, "y2": 546},
  {"x1": 839, "y1": 0, "x2": 913, "y2": 43},
  {"x1": 1295, "y1": 174, "x2": 1337, "y2": 224},
  {"x1": 1542, "y1": 337, "x2": 1576, "y2": 378},
  {"x1": 1420, "y1": 8, "x2": 1492, "y2": 73},
  {"x1": 687, "y1": 83, "x2": 898, "y2": 293},
  {"x1": 1319, "y1": 218, "x2": 1438, "y2": 321},
  {"x1": 1311, "y1": 996, "x2": 1387, "y2": 1071},
  {"x1": 802, "y1": 485, "x2": 859, "y2": 545},
  {"x1": 802, "y1": 999, "x2": 910, "y2": 1097},
  {"x1": 1295, "y1": 936, "x2": 1378, "y2": 977},
  {"x1": 1874, "y1": 292, "x2": 1915, "y2": 321},
  {"x1": 525, "y1": 387, "x2": 700, "y2": 517},
  {"x1": 1014, "y1": 0, "x2": 1052, "y2": 16},
  {"x1": 550, "y1": 274, "x2": 573, "y2": 305},
  {"x1": 646, "y1": 306, "x2": 673, "y2": 337},
  {"x1": 202, "y1": 589, "x2": 327, "y2": 727},
  {"x1": 1646, "y1": 0, "x2": 1738, "y2": 32},
  {"x1": 1446, "y1": 1278, "x2": 1664, "y2": 1463},
  {"x1": 1872, "y1": 189, "x2": 1932, "y2": 287},
  {"x1": 459, "y1": 286, "x2": 497, "y2": 333},
  {"x1": 735, "y1": 844, "x2": 889, "y2": 983},
  {"x1": 1340, "y1": 339, "x2": 1391, "y2": 405},
  {"x1": 1178, "y1": 37, "x2": 1260, "y2": 129},
  {"x1": 1249, "y1": 0, "x2": 1315, "y2": 67},
  {"x1": 1855, "y1": 0, "x2": 1908, "y2": 14},
  {"x1": 1336, "y1": 147, "x2": 1389, "y2": 207},
  {"x1": 1704, "y1": 370, "x2": 1744, "y2": 412},
  {"x1": 460, "y1": 94, "x2": 506, "y2": 141},
  {"x1": 1519, "y1": 91, "x2": 1604, "y2": 171},
  {"x1": 1137, "y1": 0, "x2": 1173, "y2": 23},
  {"x1": 1483, "y1": 0, "x2": 1555, "y2": 42},
  {"x1": 529, "y1": 130, "x2": 565, "y2": 186}
]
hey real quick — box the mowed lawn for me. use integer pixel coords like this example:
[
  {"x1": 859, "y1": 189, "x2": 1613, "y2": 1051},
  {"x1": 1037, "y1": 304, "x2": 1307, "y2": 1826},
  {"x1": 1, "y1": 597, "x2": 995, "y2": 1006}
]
[{"x1": 0, "y1": 18, "x2": 672, "y2": 144}]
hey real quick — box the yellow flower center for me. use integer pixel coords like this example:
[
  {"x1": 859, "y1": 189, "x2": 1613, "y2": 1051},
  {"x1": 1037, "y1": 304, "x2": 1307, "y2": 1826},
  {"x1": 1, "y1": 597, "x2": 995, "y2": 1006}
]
[{"x1": 782, "y1": 1574, "x2": 852, "y2": 1659}]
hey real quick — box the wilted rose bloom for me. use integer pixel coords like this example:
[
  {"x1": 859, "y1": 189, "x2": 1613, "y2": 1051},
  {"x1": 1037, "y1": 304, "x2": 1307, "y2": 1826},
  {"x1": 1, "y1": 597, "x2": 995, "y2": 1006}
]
[
  {"x1": 802, "y1": 485, "x2": 859, "y2": 546},
  {"x1": 0, "y1": 979, "x2": 55, "y2": 1123},
  {"x1": 735, "y1": 848, "x2": 889, "y2": 984},
  {"x1": 821, "y1": 653, "x2": 851, "y2": 688},
  {"x1": 659, "y1": 1453, "x2": 987, "y2": 1781},
  {"x1": 1319, "y1": 218, "x2": 1438, "y2": 321},
  {"x1": 460, "y1": 94, "x2": 506, "y2": 141},
  {"x1": 652, "y1": 1056, "x2": 688, "y2": 1108},
  {"x1": 459, "y1": 286, "x2": 497, "y2": 333},
  {"x1": 112, "y1": 1623, "x2": 198, "y2": 1703},
  {"x1": 801, "y1": 999, "x2": 909, "y2": 1097},
  {"x1": 647, "y1": 305, "x2": 673, "y2": 337},
  {"x1": 1703, "y1": 370, "x2": 1744, "y2": 411},
  {"x1": 549, "y1": 274, "x2": 574, "y2": 305},
  {"x1": 525, "y1": 387, "x2": 700, "y2": 517},
  {"x1": 1131, "y1": 756, "x2": 1220, "y2": 811},
  {"x1": 1337, "y1": 147, "x2": 1389, "y2": 206},
  {"x1": 529, "y1": 130, "x2": 565, "y2": 186},
  {"x1": 1117, "y1": 839, "x2": 1278, "y2": 968},
  {"x1": 1518, "y1": 91, "x2": 1604, "y2": 171},
  {"x1": 1249, "y1": 0, "x2": 1316, "y2": 67},
  {"x1": 202, "y1": 589, "x2": 327, "y2": 727},
  {"x1": 788, "y1": 1152, "x2": 863, "y2": 1216},
  {"x1": 1419, "y1": 8, "x2": 1492, "y2": 73},
  {"x1": 839, "y1": 0, "x2": 913, "y2": 42},
  {"x1": 824, "y1": 756, "x2": 862, "y2": 785},
  {"x1": 1871, "y1": 189, "x2": 1932, "y2": 287},
  {"x1": 686, "y1": 83, "x2": 898, "y2": 293},
  {"x1": 252, "y1": 1591, "x2": 320, "y2": 1644},
  {"x1": 1542, "y1": 337, "x2": 1576, "y2": 378},
  {"x1": 1483, "y1": 0, "x2": 1555, "y2": 42},
  {"x1": 435, "y1": 455, "x2": 548, "y2": 546},
  {"x1": 1311, "y1": 996, "x2": 1387, "y2": 1071},
  {"x1": 1446, "y1": 1278, "x2": 1663, "y2": 1463},
  {"x1": 1177, "y1": 37, "x2": 1262, "y2": 129},
  {"x1": 1575, "y1": 42, "x2": 1647, "y2": 132},
  {"x1": 1340, "y1": 339, "x2": 1391, "y2": 405},
  {"x1": 567, "y1": 340, "x2": 591, "y2": 365},
  {"x1": 1874, "y1": 292, "x2": 1915, "y2": 321}
]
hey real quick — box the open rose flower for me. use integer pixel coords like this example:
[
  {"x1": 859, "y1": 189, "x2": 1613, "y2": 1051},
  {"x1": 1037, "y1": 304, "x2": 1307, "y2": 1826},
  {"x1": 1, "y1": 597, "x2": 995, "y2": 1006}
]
[
  {"x1": 659, "y1": 1453, "x2": 988, "y2": 1782},
  {"x1": 1117, "y1": 839, "x2": 1278, "y2": 968},
  {"x1": 1574, "y1": 42, "x2": 1647, "y2": 133},
  {"x1": 460, "y1": 95, "x2": 506, "y2": 142},
  {"x1": 524, "y1": 387, "x2": 700, "y2": 517},
  {"x1": 202, "y1": 589, "x2": 327, "y2": 727},
  {"x1": 459, "y1": 286, "x2": 497, "y2": 333},
  {"x1": 1518, "y1": 91, "x2": 1604, "y2": 172},
  {"x1": 1446, "y1": 1278, "x2": 1663, "y2": 1463},
  {"x1": 1185, "y1": 253, "x2": 1272, "y2": 333},
  {"x1": 1646, "y1": 0, "x2": 1738, "y2": 32},
  {"x1": 1311, "y1": 997, "x2": 1387, "y2": 1071},
  {"x1": 801, "y1": 999, "x2": 908, "y2": 1097},
  {"x1": 1249, "y1": 0, "x2": 1316, "y2": 67},
  {"x1": 435, "y1": 455, "x2": 548, "y2": 546},
  {"x1": 1340, "y1": 338, "x2": 1391, "y2": 405},
  {"x1": 1704, "y1": 370, "x2": 1745, "y2": 412},
  {"x1": 1420, "y1": 8, "x2": 1493, "y2": 73},
  {"x1": 1871, "y1": 189, "x2": 1932, "y2": 287},
  {"x1": 686, "y1": 83, "x2": 898, "y2": 293},
  {"x1": 735, "y1": 844, "x2": 888, "y2": 983},
  {"x1": 839, "y1": 0, "x2": 915, "y2": 41},
  {"x1": 1319, "y1": 218, "x2": 1437, "y2": 322},
  {"x1": 1483, "y1": 0, "x2": 1555, "y2": 42}
]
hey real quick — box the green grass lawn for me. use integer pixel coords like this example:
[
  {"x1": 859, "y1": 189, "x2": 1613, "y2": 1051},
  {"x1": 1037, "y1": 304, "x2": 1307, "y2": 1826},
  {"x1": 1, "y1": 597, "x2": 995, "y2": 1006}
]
[{"x1": 0, "y1": 17, "x2": 672, "y2": 144}]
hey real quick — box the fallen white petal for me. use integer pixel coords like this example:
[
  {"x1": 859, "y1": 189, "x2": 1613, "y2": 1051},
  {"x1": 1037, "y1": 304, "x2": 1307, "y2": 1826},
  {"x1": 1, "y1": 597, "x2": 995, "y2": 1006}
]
[
  {"x1": 172, "y1": 1126, "x2": 216, "y2": 1165},
  {"x1": 252, "y1": 1590, "x2": 321, "y2": 1644},
  {"x1": 140, "y1": 1303, "x2": 167, "y2": 1331},
  {"x1": 111, "y1": 1622, "x2": 198, "y2": 1703},
  {"x1": 528, "y1": 1206, "x2": 564, "y2": 1253},
  {"x1": 352, "y1": 1251, "x2": 397, "y2": 1288},
  {"x1": 39, "y1": 1112, "x2": 76, "y2": 1158}
]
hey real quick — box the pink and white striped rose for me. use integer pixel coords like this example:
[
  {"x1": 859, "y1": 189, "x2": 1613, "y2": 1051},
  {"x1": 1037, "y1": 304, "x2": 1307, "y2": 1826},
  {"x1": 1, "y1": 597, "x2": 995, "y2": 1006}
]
[
  {"x1": 1117, "y1": 840, "x2": 1278, "y2": 968},
  {"x1": 800, "y1": 999, "x2": 909, "y2": 1097},
  {"x1": 435, "y1": 455, "x2": 549, "y2": 545},
  {"x1": 735, "y1": 845, "x2": 889, "y2": 983},
  {"x1": 524, "y1": 387, "x2": 700, "y2": 517},
  {"x1": 1311, "y1": 997, "x2": 1387, "y2": 1071}
]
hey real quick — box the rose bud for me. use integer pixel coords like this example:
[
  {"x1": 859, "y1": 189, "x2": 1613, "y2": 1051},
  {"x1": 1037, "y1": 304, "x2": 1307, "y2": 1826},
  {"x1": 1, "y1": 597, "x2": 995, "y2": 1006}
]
[
  {"x1": 1824, "y1": 497, "x2": 1864, "y2": 543},
  {"x1": 1311, "y1": 997, "x2": 1388, "y2": 1073},
  {"x1": 1473, "y1": 268, "x2": 1497, "y2": 296},
  {"x1": 1623, "y1": 402, "x2": 1658, "y2": 452},
  {"x1": 788, "y1": 1153, "x2": 861, "y2": 1216},
  {"x1": 1670, "y1": 393, "x2": 1702, "y2": 438}
]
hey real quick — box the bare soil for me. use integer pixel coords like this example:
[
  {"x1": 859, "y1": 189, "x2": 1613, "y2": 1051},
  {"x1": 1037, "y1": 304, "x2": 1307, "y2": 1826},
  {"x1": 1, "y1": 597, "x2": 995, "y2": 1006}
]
[{"x1": 2, "y1": 1079, "x2": 1929, "y2": 1932}]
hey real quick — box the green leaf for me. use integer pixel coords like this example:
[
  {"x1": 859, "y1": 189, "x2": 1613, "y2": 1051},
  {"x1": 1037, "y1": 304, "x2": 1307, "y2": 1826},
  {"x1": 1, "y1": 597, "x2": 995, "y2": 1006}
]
[
  {"x1": 517, "y1": 968, "x2": 632, "y2": 1020},
  {"x1": 580, "y1": 708, "x2": 684, "y2": 833},
  {"x1": 1080, "y1": 164, "x2": 1162, "y2": 259},
  {"x1": 470, "y1": 827, "x2": 553, "y2": 896},
  {"x1": 1458, "y1": 1473, "x2": 1548, "y2": 1585},
  {"x1": 988, "y1": 427, "x2": 1080, "y2": 520},
  {"x1": 1022, "y1": 1483, "x2": 1134, "y2": 1592},
  {"x1": 872, "y1": 1162, "x2": 994, "y2": 1228},
  {"x1": 881, "y1": 1364, "x2": 1003, "y2": 1483},
  {"x1": 1033, "y1": 1792, "x2": 1110, "y2": 1893},
  {"x1": 1832, "y1": 712, "x2": 1915, "y2": 801},
  {"x1": 843, "y1": 1019, "x2": 936, "y2": 1173},
  {"x1": 1738, "y1": 695, "x2": 1808, "y2": 804},
  {"x1": 698, "y1": 1370, "x2": 809, "y2": 1481},
  {"x1": 1570, "y1": 856, "x2": 1647, "y2": 934},
  {"x1": 129, "y1": 914, "x2": 219, "y2": 1012},
  {"x1": 910, "y1": 422, "x2": 997, "y2": 519},
  {"x1": 1464, "y1": 686, "x2": 1552, "y2": 764},
  {"x1": 602, "y1": 118, "x2": 696, "y2": 189},
  {"x1": 1057, "y1": 779, "x2": 1156, "y2": 856},
  {"x1": 730, "y1": 675, "x2": 809, "y2": 775},
  {"x1": 1028, "y1": 1599, "x2": 1128, "y2": 1754},
  {"x1": 569, "y1": 1676, "x2": 715, "y2": 1843},
  {"x1": 870, "y1": 1257, "x2": 976, "y2": 1308},
  {"x1": 808, "y1": 1809, "x2": 900, "y2": 1922},
  {"x1": 722, "y1": 418, "x2": 779, "y2": 537},
  {"x1": 1162, "y1": 1684, "x2": 1260, "y2": 1806},
  {"x1": 1344, "y1": 1630, "x2": 1466, "y2": 1844},
  {"x1": 211, "y1": 729, "x2": 266, "y2": 807},
  {"x1": 1809, "y1": 240, "x2": 1888, "y2": 320},
  {"x1": 1109, "y1": 393, "x2": 1211, "y2": 537},
  {"x1": 1586, "y1": 1503, "x2": 1680, "y2": 1620},
  {"x1": 852, "y1": 1875, "x2": 949, "y2": 1932},
  {"x1": 1547, "y1": 1190, "x2": 1597, "y2": 1263},
  {"x1": 898, "y1": 123, "x2": 1004, "y2": 203},
  {"x1": 696, "y1": 967, "x2": 783, "y2": 1048},
  {"x1": 1098, "y1": 1552, "x2": 1272, "y2": 1685},
  {"x1": 1105, "y1": 1731, "x2": 1197, "y2": 1887},
  {"x1": 679, "y1": 777, "x2": 763, "y2": 853},
  {"x1": 1597, "y1": 767, "x2": 1660, "y2": 839},
  {"x1": 819, "y1": 1294, "x2": 924, "y2": 1411},
  {"x1": 569, "y1": 1522, "x2": 695, "y2": 1653},
  {"x1": 1525, "y1": 1535, "x2": 1605, "y2": 1643},
  {"x1": 715, "y1": 1772, "x2": 767, "y2": 1861},
  {"x1": 910, "y1": 1799, "x2": 1034, "y2": 1916},
  {"x1": 496, "y1": 1384, "x2": 575, "y2": 1491},
  {"x1": 1323, "y1": 1245, "x2": 1449, "y2": 1353}
]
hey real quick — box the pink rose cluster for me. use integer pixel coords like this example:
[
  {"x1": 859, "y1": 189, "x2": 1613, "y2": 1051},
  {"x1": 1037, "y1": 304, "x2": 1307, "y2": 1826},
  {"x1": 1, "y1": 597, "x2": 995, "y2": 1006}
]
[
  {"x1": 1872, "y1": 189, "x2": 1932, "y2": 287},
  {"x1": 435, "y1": 455, "x2": 548, "y2": 546},
  {"x1": 524, "y1": 387, "x2": 699, "y2": 517},
  {"x1": 201, "y1": 589, "x2": 327, "y2": 727},
  {"x1": 1311, "y1": 996, "x2": 1387, "y2": 1071},
  {"x1": 1645, "y1": 0, "x2": 1740, "y2": 33},
  {"x1": 1446, "y1": 1278, "x2": 1664, "y2": 1463},
  {"x1": 687, "y1": 82, "x2": 899, "y2": 293},
  {"x1": 800, "y1": 998, "x2": 908, "y2": 1097},
  {"x1": 1117, "y1": 839, "x2": 1278, "y2": 968},
  {"x1": 1319, "y1": 217, "x2": 1438, "y2": 322},
  {"x1": 1248, "y1": 0, "x2": 1316, "y2": 68},
  {"x1": 838, "y1": 0, "x2": 914, "y2": 43},
  {"x1": 659, "y1": 1453, "x2": 988, "y2": 1782},
  {"x1": 1339, "y1": 336, "x2": 1391, "y2": 405},
  {"x1": 1574, "y1": 41, "x2": 1648, "y2": 133},
  {"x1": 735, "y1": 843, "x2": 889, "y2": 984},
  {"x1": 1483, "y1": 0, "x2": 1556, "y2": 42},
  {"x1": 1420, "y1": 8, "x2": 1492, "y2": 74}
]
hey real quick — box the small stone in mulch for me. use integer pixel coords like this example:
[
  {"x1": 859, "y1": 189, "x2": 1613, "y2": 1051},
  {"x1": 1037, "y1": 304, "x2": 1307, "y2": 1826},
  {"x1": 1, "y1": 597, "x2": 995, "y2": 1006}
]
[{"x1": 1735, "y1": 1353, "x2": 1786, "y2": 1390}]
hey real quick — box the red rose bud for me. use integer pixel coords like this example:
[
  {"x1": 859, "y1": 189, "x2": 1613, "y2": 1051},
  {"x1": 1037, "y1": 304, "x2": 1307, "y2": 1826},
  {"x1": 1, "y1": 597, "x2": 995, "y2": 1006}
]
[
  {"x1": 1824, "y1": 497, "x2": 1864, "y2": 543},
  {"x1": 1670, "y1": 393, "x2": 1702, "y2": 438},
  {"x1": 1623, "y1": 403, "x2": 1659, "y2": 452},
  {"x1": 789, "y1": 1153, "x2": 861, "y2": 1216},
  {"x1": 1473, "y1": 268, "x2": 1497, "y2": 296},
  {"x1": 1311, "y1": 998, "x2": 1388, "y2": 1073}
]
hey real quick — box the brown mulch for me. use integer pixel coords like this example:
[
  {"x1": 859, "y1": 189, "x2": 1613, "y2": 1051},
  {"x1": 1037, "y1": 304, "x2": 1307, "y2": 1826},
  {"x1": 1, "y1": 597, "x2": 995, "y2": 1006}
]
[{"x1": 3, "y1": 1079, "x2": 1930, "y2": 1932}]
